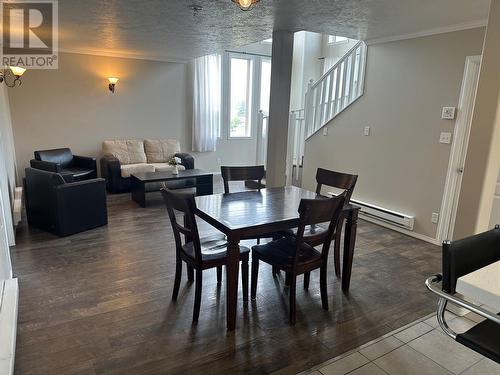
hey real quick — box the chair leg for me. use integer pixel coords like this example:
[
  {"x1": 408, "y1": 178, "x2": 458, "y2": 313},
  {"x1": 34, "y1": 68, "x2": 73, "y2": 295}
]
[
  {"x1": 193, "y1": 269, "x2": 202, "y2": 323},
  {"x1": 320, "y1": 263, "x2": 328, "y2": 311},
  {"x1": 334, "y1": 220, "x2": 343, "y2": 278},
  {"x1": 303, "y1": 272, "x2": 310, "y2": 290},
  {"x1": 216, "y1": 265, "x2": 222, "y2": 284},
  {"x1": 172, "y1": 256, "x2": 182, "y2": 301},
  {"x1": 251, "y1": 257, "x2": 259, "y2": 300},
  {"x1": 187, "y1": 265, "x2": 194, "y2": 282},
  {"x1": 242, "y1": 258, "x2": 249, "y2": 302},
  {"x1": 289, "y1": 274, "x2": 297, "y2": 325},
  {"x1": 272, "y1": 266, "x2": 280, "y2": 277}
]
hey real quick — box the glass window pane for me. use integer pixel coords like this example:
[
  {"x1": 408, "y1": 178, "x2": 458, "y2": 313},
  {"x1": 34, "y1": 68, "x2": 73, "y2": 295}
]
[
  {"x1": 230, "y1": 57, "x2": 252, "y2": 137},
  {"x1": 260, "y1": 59, "x2": 271, "y2": 114}
]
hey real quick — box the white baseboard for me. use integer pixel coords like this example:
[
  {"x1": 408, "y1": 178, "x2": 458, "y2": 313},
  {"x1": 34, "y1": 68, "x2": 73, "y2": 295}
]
[
  {"x1": 0, "y1": 278, "x2": 19, "y2": 375},
  {"x1": 359, "y1": 214, "x2": 441, "y2": 246}
]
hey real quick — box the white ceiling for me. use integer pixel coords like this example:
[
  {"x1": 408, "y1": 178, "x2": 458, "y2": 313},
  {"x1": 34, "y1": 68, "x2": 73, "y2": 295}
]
[{"x1": 58, "y1": 0, "x2": 490, "y2": 62}]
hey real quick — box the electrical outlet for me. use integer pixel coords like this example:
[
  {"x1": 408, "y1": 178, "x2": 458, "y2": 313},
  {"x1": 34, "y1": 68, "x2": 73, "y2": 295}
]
[
  {"x1": 364, "y1": 126, "x2": 371, "y2": 136},
  {"x1": 442, "y1": 107, "x2": 456, "y2": 120},
  {"x1": 431, "y1": 212, "x2": 439, "y2": 224},
  {"x1": 323, "y1": 127, "x2": 328, "y2": 136},
  {"x1": 439, "y1": 132, "x2": 452, "y2": 144}
]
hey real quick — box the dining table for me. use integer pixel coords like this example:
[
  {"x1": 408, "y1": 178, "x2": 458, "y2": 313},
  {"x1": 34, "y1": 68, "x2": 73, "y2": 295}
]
[
  {"x1": 194, "y1": 185, "x2": 360, "y2": 331},
  {"x1": 456, "y1": 260, "x2": 500, "y2": 311}
]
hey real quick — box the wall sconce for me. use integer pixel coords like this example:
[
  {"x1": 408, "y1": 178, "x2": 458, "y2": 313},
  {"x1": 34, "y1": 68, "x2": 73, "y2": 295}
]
[
  {"x1": 108, "y1": 77, "x2": 119, "y2": 93},
  {"x1": 0, "y1": 66, "x2": 26, "y2": 87}
]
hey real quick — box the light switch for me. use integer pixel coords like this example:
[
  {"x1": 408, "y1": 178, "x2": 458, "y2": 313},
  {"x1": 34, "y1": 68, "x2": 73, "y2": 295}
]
[
  {"x1": 442, "y1": 107, "x2": 456, "y2": 120},
  {"x1": 364, "y1": 126, "x2": 371, "y2": 136},
  {"x1": 323, "y1": 127, "x2": 328, "y2": 136},
  {"x1": 439, "y1": 132, "x2": 452, "y2": 144}
]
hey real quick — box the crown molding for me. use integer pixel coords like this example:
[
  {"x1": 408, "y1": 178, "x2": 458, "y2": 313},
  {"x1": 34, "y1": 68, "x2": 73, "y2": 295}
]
[
  {"x1": 365, "y1": 19, "x2": 487, "y2": 45},
  {"x1": 58, "y1": 48, "x2": 190, "y2": 64}
]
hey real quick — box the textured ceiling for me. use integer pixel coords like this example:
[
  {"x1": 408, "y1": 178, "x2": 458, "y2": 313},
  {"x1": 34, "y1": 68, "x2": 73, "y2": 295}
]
[{"x1": 58, "y1": 0, "x2": 490, "y2": 61}]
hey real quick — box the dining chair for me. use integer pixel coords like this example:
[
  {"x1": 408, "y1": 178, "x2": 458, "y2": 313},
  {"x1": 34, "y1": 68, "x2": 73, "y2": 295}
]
[
  {"x1": 282, "y1": 168, "x2": 358, "y2": 280},
  {"x1": 251, "y1": 193, "x2": 346, "y2": 325},
  {"x1": 220, "y1": 165, "x2": 281, "y2": 245},
  {"x1": 161, "y1": 188, "x2": 250, "y2": 323},
  {"x1": 220, "y1": 165, "x2": 265, "y2": 194}
]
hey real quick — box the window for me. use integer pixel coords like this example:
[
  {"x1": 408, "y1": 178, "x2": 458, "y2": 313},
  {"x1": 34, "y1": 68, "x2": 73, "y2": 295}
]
[
  {"x1": 229, "y1": 57, "x2": 253, "y2": 138},
  {"x1": 328, "y1": 35, "x2": 348, "y2": 44},
  {"x1": 259, "y1": 59, "x2": 271, "y2": 114}
]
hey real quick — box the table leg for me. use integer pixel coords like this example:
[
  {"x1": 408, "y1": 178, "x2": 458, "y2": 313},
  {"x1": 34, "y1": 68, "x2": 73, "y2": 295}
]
[
  {"x1": 342, "y1": 209, "x2": 358, "y2": 291},
  {"x1": 226, "y1": 235, "x2": 240, "y2": 331},
  {"x1": 131, "y1": 177, "x2": 146, "y2": 207}
]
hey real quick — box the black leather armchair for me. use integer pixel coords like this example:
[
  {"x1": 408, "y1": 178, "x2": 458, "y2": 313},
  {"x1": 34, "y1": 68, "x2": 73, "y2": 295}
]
[
  {"x1": 24, "y1": 168, "x2": 108, "y2": 236},
  {"x1": 30, "y1": 148, "x2": 97, "y2": 182},
  {"x1": 425, "y1": 226, "x2": 500, "y2": 364},
  {"x1": 100, "y1": 152, "x2": 195, "y2": 194}
]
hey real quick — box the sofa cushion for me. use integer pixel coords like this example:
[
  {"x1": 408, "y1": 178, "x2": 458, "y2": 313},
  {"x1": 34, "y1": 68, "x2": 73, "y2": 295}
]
[
  {"x1": 120, "y1": 163, "x2": 155, "y2": 178},
  {"x1": 144, "y1": 139, "x2": 180, "y2": 163},
  {"x1": 102, "y1": 140, "x2": 147, "y2": 165},
  {"x1": 150, "y1": 163, "x2": 186, "y2": 173}
]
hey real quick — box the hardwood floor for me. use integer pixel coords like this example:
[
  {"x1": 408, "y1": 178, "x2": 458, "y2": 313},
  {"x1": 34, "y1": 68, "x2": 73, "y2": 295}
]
[{"x1": 11, "y1": 182, "x2": 441, "y2": 374}]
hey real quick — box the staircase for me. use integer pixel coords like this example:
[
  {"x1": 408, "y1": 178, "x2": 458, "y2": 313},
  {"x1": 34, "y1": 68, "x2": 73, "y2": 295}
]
[{"x1": 287, "y1": 41, "x2": 367, "y2": 185}]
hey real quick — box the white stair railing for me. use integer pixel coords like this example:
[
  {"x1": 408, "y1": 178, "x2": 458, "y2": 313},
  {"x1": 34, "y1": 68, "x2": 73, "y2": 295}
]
[
  {"x1": 305, "y1": 41, "x2": 367, "y2": 139},
  {"x1": 286, "y1": 109, "x2": 305, "y2": 184},
  {"x1": 287, "y1": 41, "x2": 367, "y2": 185},
  {"x1": 256, "y1": 110, "x2": 269, "y2": 167}
]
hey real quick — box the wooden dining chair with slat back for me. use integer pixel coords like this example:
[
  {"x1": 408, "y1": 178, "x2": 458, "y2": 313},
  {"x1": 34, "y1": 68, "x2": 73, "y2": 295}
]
[
  {"x1": 251, "y1": 193, "x2": 346, "y2": 325},
  {"x1": 315, "y1": 168, "x2": 358, "y2": 277},
  {"x1": 283, "y1": 168, "x2": 358, "y2": 283},
  {"x1": 220, "y1": 165, "x2": 265, "y2": 194},
  {"x1": 220, "y1": 165, "x2": 280, "y2": 244},
  {"x1": 161, "y1": 188, "x2": 250, "y2": 323}
]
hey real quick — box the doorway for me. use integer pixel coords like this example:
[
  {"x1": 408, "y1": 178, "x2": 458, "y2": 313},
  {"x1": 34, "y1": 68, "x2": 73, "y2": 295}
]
[{"x1": 438, "y1": 55, "x2": 481, "y2": 242}]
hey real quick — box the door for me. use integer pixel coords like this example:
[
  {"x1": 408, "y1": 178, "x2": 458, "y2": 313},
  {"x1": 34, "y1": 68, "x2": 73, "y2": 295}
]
[{"x1": 438, "y1": 56, "x2": 481, "y2": 242}]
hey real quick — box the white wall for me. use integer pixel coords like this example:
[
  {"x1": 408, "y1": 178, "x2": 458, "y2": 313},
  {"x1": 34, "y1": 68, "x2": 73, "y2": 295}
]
[
  {"x1": 302, "y1": 28, "x2": 485, "y2": 239},
  {"x1": 9, "y1": 52, "x2": 190, "y2": 175},
  {"x1": 454, "y1": 0, "x2": 500, "y2": 238}
]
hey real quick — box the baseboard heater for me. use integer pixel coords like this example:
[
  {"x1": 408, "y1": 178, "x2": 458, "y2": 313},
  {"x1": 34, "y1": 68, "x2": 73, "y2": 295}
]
[{"x1": 348, "y1": 198, "x2": 415, "y2": 230}]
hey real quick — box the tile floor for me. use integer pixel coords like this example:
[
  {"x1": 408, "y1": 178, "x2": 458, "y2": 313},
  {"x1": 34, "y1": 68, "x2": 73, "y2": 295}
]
[{"x1": 302, "y1": 311, "x2": 500, "y2": 375}]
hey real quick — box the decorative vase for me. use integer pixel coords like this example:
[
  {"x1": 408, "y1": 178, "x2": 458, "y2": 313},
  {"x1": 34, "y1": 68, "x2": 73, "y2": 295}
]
[{"x1": 172, "y1": 164, "x2": 179, "y2": 175}]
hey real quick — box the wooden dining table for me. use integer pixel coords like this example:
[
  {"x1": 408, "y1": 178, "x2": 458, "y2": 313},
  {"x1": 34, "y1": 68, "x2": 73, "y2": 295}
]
[{"x1": 194, "y1": 185, "x2": 360, "y2": 331}]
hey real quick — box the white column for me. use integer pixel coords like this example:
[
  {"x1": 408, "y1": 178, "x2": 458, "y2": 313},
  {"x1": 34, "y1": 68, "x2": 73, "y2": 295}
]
[{"x1": 266, "y1": 30, "x2": 294, "y2": 187}]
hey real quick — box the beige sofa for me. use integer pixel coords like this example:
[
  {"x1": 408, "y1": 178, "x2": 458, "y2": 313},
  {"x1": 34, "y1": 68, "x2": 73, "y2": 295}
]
[{"x1": 100, "y1": 139, "x2": 194, "y2": 193}]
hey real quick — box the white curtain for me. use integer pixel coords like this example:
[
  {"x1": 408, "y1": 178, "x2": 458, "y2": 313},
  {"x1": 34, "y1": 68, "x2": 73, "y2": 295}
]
[{"x1": 192, "y1": 54, "x2": 221, "y2": 152}]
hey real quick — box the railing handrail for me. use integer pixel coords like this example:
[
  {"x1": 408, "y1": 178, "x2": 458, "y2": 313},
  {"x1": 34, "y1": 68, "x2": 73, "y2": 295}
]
[{"x1": 309, "y1": 40, "x2": 364, "y2": 91}]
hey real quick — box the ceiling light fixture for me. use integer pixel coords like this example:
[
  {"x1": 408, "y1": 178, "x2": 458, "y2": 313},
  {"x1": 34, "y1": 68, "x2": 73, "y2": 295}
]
[
  {"x1": 232, "y1": 0, "x2": 260, "y2": 11},
  {"x1": 108, "y1": 77, "x2": 119, "y2": 93},
  {"x1": 0, "y1": 66, "x2": 26, "y2": 87}
]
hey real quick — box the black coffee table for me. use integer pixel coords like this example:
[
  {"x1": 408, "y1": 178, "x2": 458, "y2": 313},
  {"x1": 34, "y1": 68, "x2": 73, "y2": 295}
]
[{"x1": 130, "y1": 169, "x2": 213, "y2": 207}]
